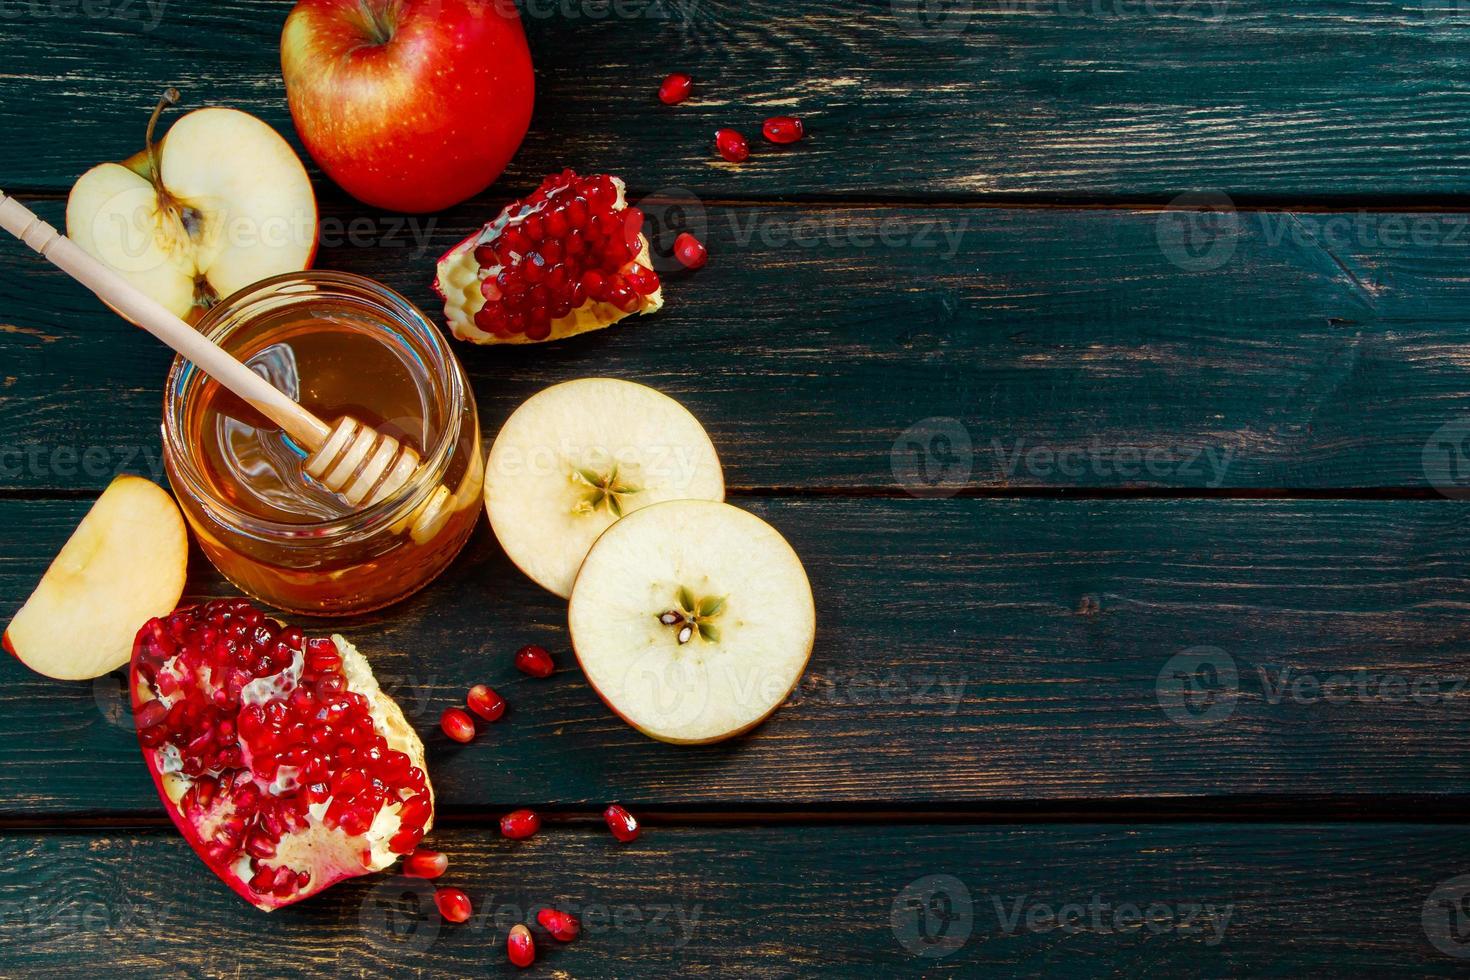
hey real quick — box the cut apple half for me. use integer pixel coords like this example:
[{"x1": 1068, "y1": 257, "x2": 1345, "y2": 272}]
[
  {"x1": 67, "y1": 92, "x2": 317, "y2": 324},
  {"x1": 4, "y1": 476, "x2": 188, "y2": 680},
  {"x1": 485, "y1": 378, "x2": 725, "y2": 598},
  {"x1": 569, "y1": 499, "x2": 815, "y2": 744}
]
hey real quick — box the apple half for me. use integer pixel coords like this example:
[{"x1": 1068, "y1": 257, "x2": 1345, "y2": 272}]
[
  {"x1": 5, "y1": 476, "x2": 188, "y2": 680},
  {"x1": 569, "y1": 499, "x2": 816, "y2": 744},
  {"x1": 484, "y1": 378, "x2": 725, "y2": 598},
  {"x1": 67, "y1": 92, "x2": 317, "y2": 323}
]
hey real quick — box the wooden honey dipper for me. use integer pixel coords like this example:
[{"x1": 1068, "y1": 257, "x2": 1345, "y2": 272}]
[{"x1": 0, "y1": 190, "x2": 450, "y2": 541}]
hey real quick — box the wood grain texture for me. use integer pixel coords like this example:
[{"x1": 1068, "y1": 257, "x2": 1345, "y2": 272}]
[
  {"x1": 4, "y1": 496, "x2": 1470, "y2": 814},
  {"x1": 0, "y1": 824, "x2": 1466, "y2": 974},
  {"x1": 5, "y1": 198, "x2": 1470, "y2": 491},
  {"x1": 2, "y1": 1, "x2": 1470, "y2": 199}
]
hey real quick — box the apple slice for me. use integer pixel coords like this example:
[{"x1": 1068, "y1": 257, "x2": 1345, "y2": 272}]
[
  {"x1": 5, "y1": 476, "x2": 187, "y2": 681},
  {"x1": 485, "y1": 378, "x2": 724, "y2": 598},
  {"x1": 67, "y1": 92, "x2": 317, "y2": 324},
  {"x1": 569, "y1": 499, "x2": 816, "y2": 744}
]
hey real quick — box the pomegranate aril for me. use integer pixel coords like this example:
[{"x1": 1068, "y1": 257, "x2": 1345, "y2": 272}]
[
  {"x1": 436, "y1": 887, "x2": 473, "y2": 924},
  {"x1": 507, "y1": 923, "x2": 536, "y2": 968},
  {"x1": 514, "y1": 645, "x2": 555, "y2": 678},
  {"x1": 763, "y1": 115, "x2": 805, "y2": 144},
  {"x1": 537, "y1": 907, "x2": 580, "y2": 942},
  {"x1": 134, "y1": 699, "x2": 167, "y2": 730},
  {"x1": 404, "y1": 848, "x2": 448, "y2": 879},
  {"x1": 673, "y1": 232, "x2": 708, "y2": 270},
  {"x1": 500, "y1": 809, "x2": 541, "y2": 840},
  {"x1": 604, "y1": 803, "x2": 641, "y2": 842},
  {"x1": 467, "y1": 685, "x2": 506, "y2": 722},
  {"x1": 715, "y1": 128, "x2": 750, "y2": 163},
  {"x1": 440, "y1": 707, "x2": 476, "y2": 743},
  {"x1": 658, "y1": 71, "x2": 693, "y2": 105}
]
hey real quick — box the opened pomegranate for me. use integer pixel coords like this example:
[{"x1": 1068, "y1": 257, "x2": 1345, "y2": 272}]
[
  {"x1": 130, "y1": 599, "x2": 433, "y2": 911},
  {"x1": 433, "y1": 170, "x2": 663, "y2": 344}
]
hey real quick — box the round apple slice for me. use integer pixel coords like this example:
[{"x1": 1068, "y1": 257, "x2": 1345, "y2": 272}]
[
  {"x1": 5, "y1": 476, "x2": 187, "y2": 680},
  {"x1": 569, "y1": 500, "x2": 815, "y2": 744},
  {"x1": 485, "y1": 378, "x2": 725, "y2": 598}
]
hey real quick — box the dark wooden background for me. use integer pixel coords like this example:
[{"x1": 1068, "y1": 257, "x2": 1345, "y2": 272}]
[{"x1": 4, "y1": 0, "x2": 1470, "y2": 974}]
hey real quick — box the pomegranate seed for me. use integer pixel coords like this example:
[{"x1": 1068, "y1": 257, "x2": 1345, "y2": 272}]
[
  {"x1": 403, "y1": 849, "x2": 448, "y2": 879},
  {"x1": 657, "y1": 72, "x2": 692, "y2": 105},
  {"x1": 508, "y1": 923, "x2": 536, "y2": 968},
  {"x1": 501, "y1": 809, "x2": 541, "y2": 840},
  {"x1": 674, "y1": 233, "x2": 708, "y2": 270},
  {"x1": 762, "y1": 115, "x2": 805, "y2": 144},
  {"x1": 537, "y1": 907, "x2": 581, "y2": 942},
  {"x1": 467, "y1": 684, "x2": 506, "y2": 722},
  {"x1": 715, "y1": 128, "x2": 750, "y2": 163},
  {"x1": 603, "y1": 803, "x2": 641, "y2": 842},
  {"x1": 440, "y1": 707, "x2": 476, "y2": 743},
  {"x1": 514, "y1": 645, "x2": 555, "y2": 678},
  {"x1": 436, "y1": 887, "x2": 473, "y2": 923}
]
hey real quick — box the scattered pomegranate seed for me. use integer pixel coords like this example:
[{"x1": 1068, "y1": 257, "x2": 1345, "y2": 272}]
[
  {"x1": 515, "y1": 645, "x2": 555, "y2": 678},
  {"x1": 537, "y1": 907, "x2": 581, "y2": 942},
  {"x1": 403, "y1": 849, "x2": 448, "y2": 879},
  {"x1": 658, "y1": 72, "x2": 693, "y2": 105},
  {"x1": 436, "y1": 887, "x2": 473, "y2": 923},
  {"x1": 715, "y1": 128, "x2": 750, "y2": 163},
  {"x1": 501, "y1": 809, "x2": 542, "y2": 840},
  {"x1": 508, "y1": 923, "x2": 536, "y2": 968},
  {"x1": 762, "y1": 115, "x2": 805, "y2": 144},
  {"x1": 466, "y1": 684, "x2": 506, "y2": 722},
  {"x1": 674, "y1": 232, "x2": 708, "y2": 270},
  {"x1": 603, "y1": 803, "x2": 641, "y2": 842},
  {"x1": 440, "y1": 707, "x2": 476, "y2": 743}
]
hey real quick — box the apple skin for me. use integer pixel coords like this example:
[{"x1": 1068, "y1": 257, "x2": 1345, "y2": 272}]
[{"x1": 281, "y1": 0, "x2": 535, "y2": 213}]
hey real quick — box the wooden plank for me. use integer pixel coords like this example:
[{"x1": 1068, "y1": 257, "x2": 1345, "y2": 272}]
[
  {"x1": 4, "y1": 495, "x2": 1470, "y2": 815},
  {"x1": 4, "y1": 198, "x2": 1470, "y2": 491},
  {"x1": 0, "y1": 823, "x2": 1465, "y2": 974},
  {"x1": 2, "y1": 1, "x2": 1470, "y2": 198}
]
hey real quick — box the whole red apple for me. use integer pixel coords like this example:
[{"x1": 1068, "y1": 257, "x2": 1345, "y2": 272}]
[{"x1": 281, "y1": 0, "x2": 534, "y2": 213}]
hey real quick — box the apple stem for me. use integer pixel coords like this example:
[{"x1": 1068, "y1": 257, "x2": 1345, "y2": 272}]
[{"x1": 144, "y1": 88, "x2": 181, "y2": 183}]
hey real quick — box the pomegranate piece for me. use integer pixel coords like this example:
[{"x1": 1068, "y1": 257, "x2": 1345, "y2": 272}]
[
  {"x1": 674, "y1": 232, "x2": 708, "y2": 270},
  {"x1": 515, "y1": 644, "x2": 555, "y2": 678},
  {"x1": 537, "y1": 907, "x2": 580, "y2": 942},
  {"x1": 436, "y1": 887, "x2": 473, "y2": 923},
  {"x1": 715, "y1": 128, "x2": 750, "y2": 163},
  {"x1": 603, "y1": 803, "x2": 641, "y2": 842},
  {"x1": 433, "y1": 170, "x2": 664, "y2": 345},
  {"x1": 658, "y1": 72, "x2": 693, "y2": 105},
  {"x1": 762, "y1": 116, "x2": 805, "y2": 144},
  {"x1": 501, "y1": 808, "x2": 541, "y2": 839},
  {"x1": 129, "y1": 599, "x2": 434, "y2": 911},
  {"x1": 440, "y1": 707, "x2": 476, "y2": 743},
  {"x1": 404, "y1": 848, "x2": 448, "y2": 879},
  {"x1": 467, "y1": 684, "x2": 506, "y2": 722},
  {"x1": 508, "y1": 923, "x2": 536, "y2": 967}
]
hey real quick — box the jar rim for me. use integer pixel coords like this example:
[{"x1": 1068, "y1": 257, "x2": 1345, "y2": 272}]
[{"x1": 163, "y1": 270, "x2": 465, "y2": 542}]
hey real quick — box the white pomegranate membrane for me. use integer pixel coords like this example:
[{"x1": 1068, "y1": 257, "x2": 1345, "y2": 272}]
[
  {"x1": 131, "y1": 599, "x2": 432, "y2": 910},
  {"x1": 434, "y1": 170, "x2": 663, "y2": 344}
]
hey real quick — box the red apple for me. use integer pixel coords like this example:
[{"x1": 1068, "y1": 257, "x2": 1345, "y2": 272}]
[{"x1": 281, "y1": 0, "x2": 535, "y2": 213}]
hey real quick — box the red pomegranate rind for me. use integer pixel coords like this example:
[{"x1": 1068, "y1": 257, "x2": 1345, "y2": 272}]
[
  {"x1": 130, "y1": 599, "x2": 433, "y2": 911},
  {"x1": 433, "y1": 170, "x2": 663, "y2": 345}
]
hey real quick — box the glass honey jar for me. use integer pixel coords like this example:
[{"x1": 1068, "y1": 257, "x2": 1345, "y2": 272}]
[{"x1": 163, "y1": 272, "x2": 482, "y2": 615}]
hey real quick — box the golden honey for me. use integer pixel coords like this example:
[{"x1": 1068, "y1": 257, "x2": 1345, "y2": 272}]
[{"x1": 164, "y1": 272, "x2": 482, "y2": 615}]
